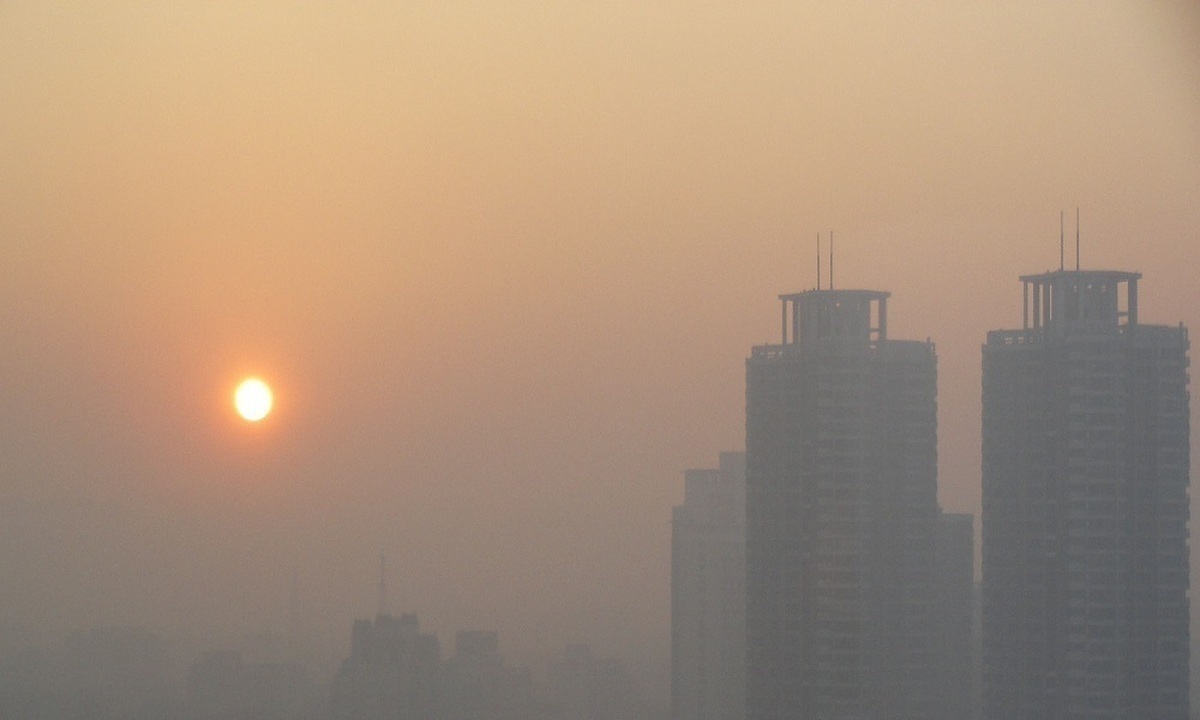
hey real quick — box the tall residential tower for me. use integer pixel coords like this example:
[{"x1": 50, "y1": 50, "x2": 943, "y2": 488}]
[
  {"x1": 982, "y1": 269, "x2": 1190, "y2": 720},
  {"x1": 745, "y1": 288, "x2": 940, "y2": 720}
]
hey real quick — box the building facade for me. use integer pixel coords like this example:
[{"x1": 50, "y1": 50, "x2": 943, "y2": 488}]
[
  {"x1": 982, "y1": 269, "x2": 1190, "y2": 720},
  {"x1": 745, "y1": 288, "x2": 940, "y2": 720},
  {"x1": 672, "y1": 451, "x2": 746, "y2": 720}
]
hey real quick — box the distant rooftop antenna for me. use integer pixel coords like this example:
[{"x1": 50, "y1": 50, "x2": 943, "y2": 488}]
[
  {"x1": 1080, "y1": 206, "x2": 1089, "y2": 271},
  {"x1": 816, "y1": 233, "x2": 822, "y2": 290},
  {"x1": 288, "y1": 569, "x2": 299, "y2": 655},
  {"x1": 829, "y1": 230, "x2": 834, "y2": 290},
  {"x1": 1059, "y1": 210, "x2": 1065, "y2": 271},
  {"x1": 378, "y1": 553, "x2": 388, "y2": 617}
]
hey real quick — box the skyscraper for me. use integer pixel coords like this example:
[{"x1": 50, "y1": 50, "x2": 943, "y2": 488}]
[
  {"x1": 672, "y1": 451, "x2": 746, "y2": 720},
  {"x1": 745, "y1": 288, "x2": 940, "y2": 720},
  {"x1": 981, "y1": 269, "x2": 1190, "y2": 720}
]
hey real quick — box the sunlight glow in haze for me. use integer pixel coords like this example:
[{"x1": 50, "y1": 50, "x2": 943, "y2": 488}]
[{"x1": 234, "y1": 378, "x2": 273, "y2": 422}]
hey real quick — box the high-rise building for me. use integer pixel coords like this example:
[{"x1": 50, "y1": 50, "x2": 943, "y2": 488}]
[
  {"x1": 672, "y1": 451, "x2": 746, "y2": 720},
  {"x1": 745, "y1": 288, "x2": 940, "y2": 720},
  {"x1": 981, "y1": 269, "x2": 1190, "y2": 720}
]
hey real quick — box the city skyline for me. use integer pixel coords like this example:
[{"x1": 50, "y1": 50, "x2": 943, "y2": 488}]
[{"x1": 1, "y1": 2, "x2": 1198, "y2": 708}]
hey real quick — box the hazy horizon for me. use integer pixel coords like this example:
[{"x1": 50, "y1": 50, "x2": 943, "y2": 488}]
[{"x1": 2, "y1": 0, "x2": 1198, "y2": 692}]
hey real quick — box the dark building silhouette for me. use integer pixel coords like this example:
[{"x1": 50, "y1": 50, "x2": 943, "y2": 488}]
[
  {"x1": 330, "y1": 613, "x2": 440, "y2": 720},
  {"x1": 745, "y1": 287, "x2": 940, "y2": 720},
  {"x1": 982, "y1": 269, "x2": 1190, "y2": 720},
  {"x1": 671, "y1": 451, "x2": 745, "y2": 720}
]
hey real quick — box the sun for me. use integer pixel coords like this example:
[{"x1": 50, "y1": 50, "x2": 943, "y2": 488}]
[{"x1": 234, "y1": 378, "x2": 273, "y2": 422}]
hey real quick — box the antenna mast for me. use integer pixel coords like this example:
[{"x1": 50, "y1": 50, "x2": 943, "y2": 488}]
[
  {"x1": 378, "y1": 553, "x2": 388, "y2": 617},
  {"x1": 289, "y1": 569, "x2": 299, "y2": 656},
  {"x1": 1060, "y1": 210, "x2": 1065, "y2": 271},
  {"x1": 1080, "y1": 206, "x2": 1089, "y2": 271},
  {"x1": 829, "y1": 230, "x2": 834, "y2": 290},
  {"x1": 816, "y1": 233, "x2": 822, "y2": 290}
]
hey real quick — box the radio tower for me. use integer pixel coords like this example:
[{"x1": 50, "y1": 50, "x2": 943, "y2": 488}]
[{"x1": 378, "y1": 553, "x2": 389, "y2": 617}]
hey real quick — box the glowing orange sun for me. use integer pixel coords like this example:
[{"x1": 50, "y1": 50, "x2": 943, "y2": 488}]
[{"x1": 234, "y1": 378, "x2": 273, "y2": 422}]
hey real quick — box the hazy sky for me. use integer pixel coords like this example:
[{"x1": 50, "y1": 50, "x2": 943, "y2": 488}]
[{"x1": 2, "y1": 0, "x2": 1198, "y2": 684}]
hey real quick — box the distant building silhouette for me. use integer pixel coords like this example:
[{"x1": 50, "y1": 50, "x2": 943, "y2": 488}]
[
  {"x1": 744, "y1": 287, "x2": 941, "y2": 720},
  {"x1": 0, "y1": 626, "x2": 180, "y2": 720},
  {"x1": 330, "y1": 616, "x2": 554, "y2": 720},
  {"x1": 330, "y1": 613, "x2": 440, "y2": 720},
  {"x1": 982, "y1": 269, "x2": 1190, "y2": 719},
  {"x1": 548, "y1": 643, "x2": 645, "y2": 720},
  {"x1": 440, "y1": 630, "x2": 546, "y2": 720},
  {"x1": 188, "y1": 648, "x2": 313, "y2": 720},
  {"x1": 671, "y1": 451, "x2": 745, "y2": 720}
]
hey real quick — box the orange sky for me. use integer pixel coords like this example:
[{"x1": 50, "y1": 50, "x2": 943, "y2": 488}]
[{"x1": 1, "y1": 0, "x2": 1198, "y2": 691}]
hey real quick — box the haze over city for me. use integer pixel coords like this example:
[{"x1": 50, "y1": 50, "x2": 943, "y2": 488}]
[{"x1": 1, "y1": 1, "x2": 1198, "y2": 711}]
